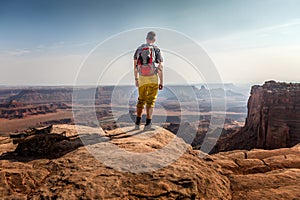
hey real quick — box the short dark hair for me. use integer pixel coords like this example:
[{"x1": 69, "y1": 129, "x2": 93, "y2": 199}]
[{"x1": 146, "y1": 31, "x2": 156, "y2": 40}]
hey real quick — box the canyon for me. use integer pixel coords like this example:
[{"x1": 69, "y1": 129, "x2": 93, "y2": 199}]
[{"x1": 212, "y1": 81, "x2": 300, "y2": 153}]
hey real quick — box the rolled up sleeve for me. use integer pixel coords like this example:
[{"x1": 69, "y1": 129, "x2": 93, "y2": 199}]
[{"x1": 155, "y1": 48, "x2": 163, "y2": 63}]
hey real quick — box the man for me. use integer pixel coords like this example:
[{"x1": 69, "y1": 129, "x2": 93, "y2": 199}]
[{"x1": 133, "y1": 31, "x2": 163, "y2": 130}]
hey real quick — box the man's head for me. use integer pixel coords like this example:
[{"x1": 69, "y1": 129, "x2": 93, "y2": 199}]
[{"x1": 146, "y1": 31, "x2": 156, "y2": 44}]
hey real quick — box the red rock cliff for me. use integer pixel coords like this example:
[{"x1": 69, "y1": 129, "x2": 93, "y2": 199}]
[{"x1": 213, "y1": 81, "x2": 300, "y2": 152}]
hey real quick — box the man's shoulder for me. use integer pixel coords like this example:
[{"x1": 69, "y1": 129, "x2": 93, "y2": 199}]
[
  {"x1": 136, "y1": 44, "x2": 161, "y2": 54},
  {"x1": 137, "y1": 43, "x2": 160, "y2": 48},
  {"x1": 137, "y1": 43, "x2": 147, "y2": 49},
  {"x1": 153, "y1": 45, "x2": 160, "y2": 50}
]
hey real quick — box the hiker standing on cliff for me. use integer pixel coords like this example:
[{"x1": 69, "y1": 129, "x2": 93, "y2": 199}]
[{"x1": 133, "y1": 31, "x2": 164, "y2": 130}]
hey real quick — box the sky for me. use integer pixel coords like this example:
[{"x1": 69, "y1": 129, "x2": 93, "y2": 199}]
[{"x1": 1, "y1": 0, "x2": 300, "y2": 85}]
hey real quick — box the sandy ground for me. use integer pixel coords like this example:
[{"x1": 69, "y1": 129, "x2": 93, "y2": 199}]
[{"x1": 0, "y1": 109, "x2": 73, "y2": 135}]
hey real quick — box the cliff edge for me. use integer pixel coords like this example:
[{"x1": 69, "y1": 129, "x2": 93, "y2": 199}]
[
  {"x1": 212, "y1": 81, "x2": 300, "y2": 153},
  {"x1": 0, "y1": 124, "x2": 300, "y2": 199}
]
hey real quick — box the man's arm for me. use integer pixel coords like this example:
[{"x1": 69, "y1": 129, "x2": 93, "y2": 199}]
[
  {"x1": 134, "y1": 59, "x2": 139, "y2": 87},
  {"x1": 154, "y1": 47, "x2": 163, "y2": 89},
  {"x1": 157, "y1": 62, "x2": 163, "y2": 90},
  {"x1": 133, "y1": 46, "x2": 139, "y2": 87}
]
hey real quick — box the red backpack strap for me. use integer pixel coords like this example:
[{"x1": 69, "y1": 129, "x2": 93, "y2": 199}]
[
  {"x1": 149, "y1": 47, "x2": 153, "y2": 64},
  {"x1": 137, "y1": 53, "x2": 141, "y2": 65},
  {"x1": 137, "y1": 46, "x2": 144, "y2": 66}
]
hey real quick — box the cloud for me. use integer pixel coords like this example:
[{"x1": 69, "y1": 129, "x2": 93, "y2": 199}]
[
  {"x1": 201, "y1": 18, "x2": 300, "y2": 52},
  {"x1": 70, "y1": 42, "x2": 93, "y2": 47},
  {"x1": 257, "y1": 18, "x2": 300, "y2": 33},
  {"x1": 46, "y1": 41, "x2": 93, "y2": 49},
  {"x1": 48, "y1": 41, "x2": 65, "y2": 49},
  {"x1": 210, "y1": 45, "x2": 300, "y2": 83},
  {"x1": 0, "y1": 53, "x2": 86, "y2": 85},
  {"x1": 194, "y1": 18, "x2": 300, "y2": 83},
  {"x1": 1, "y1": 49, "x2": 31, "y2": 56},
  {"x1": 35, "y1": 41, "x2": 94, "y2": 52},
  {"x1": 0, "y1": 40, "x2": 94, "y2": 58}
]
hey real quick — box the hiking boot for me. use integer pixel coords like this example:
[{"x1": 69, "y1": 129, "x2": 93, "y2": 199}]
[
  {"x1": 143, "y1": 123, "x2": 153, "y2": 131},
  {"x1": 134, "y1": 124, "x2": 141, "y2": 130}
]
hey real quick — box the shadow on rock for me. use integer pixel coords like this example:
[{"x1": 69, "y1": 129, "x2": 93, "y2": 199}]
[{"x1": 0, "y1": 125, "x2": 108, "y2": 162}]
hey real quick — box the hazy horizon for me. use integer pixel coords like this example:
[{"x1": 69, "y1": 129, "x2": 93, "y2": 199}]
[{"x1": 0, "y1": 82, "x2": 259, "y2": 87}]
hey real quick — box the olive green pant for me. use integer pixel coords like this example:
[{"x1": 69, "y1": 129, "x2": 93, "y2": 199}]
[{"x1": 136, "y1": 83, "x2": 159, "y2": 108}]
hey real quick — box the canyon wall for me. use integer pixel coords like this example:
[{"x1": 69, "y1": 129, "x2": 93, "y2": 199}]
[{"x1": 212, "y1": 81, "x2": 300, "y2": 152}]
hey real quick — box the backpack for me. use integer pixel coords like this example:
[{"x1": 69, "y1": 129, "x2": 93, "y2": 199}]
[{"x1": 136, "y1": 44, "x2": 157, "y2": 76}]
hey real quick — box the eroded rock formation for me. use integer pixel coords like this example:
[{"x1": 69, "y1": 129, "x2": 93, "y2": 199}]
[
  {"x1": 0, "y1": 100, "x2": 71, "y2": 119},
  {"x1": 213, "y1": 81, "x2": 300, "y2": 153},
  {"x1": 0, "y1": 125, "x2": 232, "y2": 199},
  {"x1": 0, "y1": 124, "x2": 299, "y2": 199}
]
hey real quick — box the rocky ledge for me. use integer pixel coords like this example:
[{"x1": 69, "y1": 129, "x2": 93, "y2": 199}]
[{"x1": 0, "y1": 124, "x2": 299, "y2": 199}]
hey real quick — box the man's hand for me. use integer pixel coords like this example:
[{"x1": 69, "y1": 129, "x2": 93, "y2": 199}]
[
  {"x1": 157, "y1": 62, "x2": 163, "y2": 90},
  {"x1": 159, "y1": 84, "x2": 163, "y2": 90}
]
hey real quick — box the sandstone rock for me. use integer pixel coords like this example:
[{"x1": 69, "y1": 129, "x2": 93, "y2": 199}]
[
  {"x1": 213, "y1": 81, "x2": 300, "y2": 153},
  {"x1": 1, "y1": 125, "x2": 300, "y2": 199},
  {"x1": 205, "y1": 143, "x2": 300, "y2": 199},
  {"x1": 0, "y1": 101, "x2": 71, "y2": 119},
  {"x1": 0, "y1": 125, "x2": 232, "y2": 199}
]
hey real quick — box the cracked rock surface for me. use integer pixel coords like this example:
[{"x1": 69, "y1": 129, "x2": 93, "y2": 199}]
[
  {"x1": 0, "y1": 124, "x2": 300, "y2": 199},
  {"x1": 0, "y1": 125, "x2": 231, "y2": 200},
  {"x1": 206, "y1": 144, "x2": 300, "y2": 200}
]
